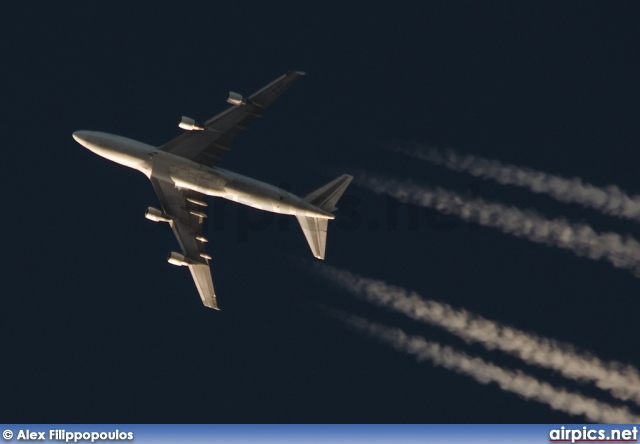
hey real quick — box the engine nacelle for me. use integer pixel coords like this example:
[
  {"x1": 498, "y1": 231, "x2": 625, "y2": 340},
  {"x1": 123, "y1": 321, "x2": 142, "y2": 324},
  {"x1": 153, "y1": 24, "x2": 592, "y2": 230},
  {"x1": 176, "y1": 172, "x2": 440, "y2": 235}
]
[
  {"x1": 168, "y1": 251, "x2": 191, "y2": 267},
  {"x1": 145, "y1": 207, "x2": 171, "y2": 223},
  {"x1": 227, "y1": 91, "x2": 246, "y2": 106},
  {"x1": 178, "y1": 116, "x2": 204, "y2": 131}
]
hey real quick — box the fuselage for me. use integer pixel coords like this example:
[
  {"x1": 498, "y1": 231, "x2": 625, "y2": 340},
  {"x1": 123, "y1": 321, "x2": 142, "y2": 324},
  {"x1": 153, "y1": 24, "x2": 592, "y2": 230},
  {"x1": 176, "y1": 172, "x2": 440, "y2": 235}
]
[{"x1": 73, "y1": 130, "x2": 334, "y2": 219}]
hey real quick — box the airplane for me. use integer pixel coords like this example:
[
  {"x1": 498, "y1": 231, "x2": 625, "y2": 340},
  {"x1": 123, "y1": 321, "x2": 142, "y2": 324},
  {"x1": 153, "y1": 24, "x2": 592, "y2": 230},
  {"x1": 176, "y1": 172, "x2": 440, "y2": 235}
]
[{"x1": 73, "y1": 71, "x2": 352, "y2": 310}]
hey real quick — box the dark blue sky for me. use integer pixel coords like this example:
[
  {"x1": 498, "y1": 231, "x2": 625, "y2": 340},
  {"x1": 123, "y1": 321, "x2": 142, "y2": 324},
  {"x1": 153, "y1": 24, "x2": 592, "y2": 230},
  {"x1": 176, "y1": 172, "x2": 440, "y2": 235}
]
[{"x1": 2, "y1": 1, "x2": 640, "y2": 422}]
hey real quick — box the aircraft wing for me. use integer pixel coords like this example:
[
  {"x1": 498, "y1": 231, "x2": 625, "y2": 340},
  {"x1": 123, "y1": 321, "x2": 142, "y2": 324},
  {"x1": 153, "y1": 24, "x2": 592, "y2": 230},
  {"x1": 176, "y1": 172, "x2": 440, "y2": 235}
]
[
  {"x1": 151, "y1": 178, "x2": 219, "y2": 310},
  {"x1": 158, "y1": 70, "x2": 306, "y2": 167}
]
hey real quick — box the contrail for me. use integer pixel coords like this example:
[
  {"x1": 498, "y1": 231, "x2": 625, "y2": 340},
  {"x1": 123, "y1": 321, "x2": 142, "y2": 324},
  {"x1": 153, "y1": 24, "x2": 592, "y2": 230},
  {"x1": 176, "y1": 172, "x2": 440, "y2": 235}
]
[
  {"x1": 337, "y1": 313, "x2": 640, "y2": 423},
  {"x1": 358, "y1": 173, "x2": 640, "y2": 276},
  {"x1": 399, "y1": 143, "x2": 640, "y2": 222},
  {"x1": 316, "y1": 264, "x2": 640, "y2": 405}
]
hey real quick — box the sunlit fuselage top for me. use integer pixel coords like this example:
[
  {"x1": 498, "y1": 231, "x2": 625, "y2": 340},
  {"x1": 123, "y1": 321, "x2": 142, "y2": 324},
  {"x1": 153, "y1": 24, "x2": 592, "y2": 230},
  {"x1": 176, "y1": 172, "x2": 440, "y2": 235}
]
[{"x1": 73, "y1": 130, "x2": 334, "y2": 219}]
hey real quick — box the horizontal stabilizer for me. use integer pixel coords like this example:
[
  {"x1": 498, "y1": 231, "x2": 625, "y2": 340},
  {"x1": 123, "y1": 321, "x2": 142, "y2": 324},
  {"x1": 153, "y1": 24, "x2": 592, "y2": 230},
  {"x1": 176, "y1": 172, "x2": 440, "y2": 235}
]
[
  {"x1": 297, "y1": 174, "x2": 352, "y2": 259},
  {"x1": 304, "y1": 174, "x2": 353, "y2": 213},
  {"x1": 296, "y1": 215, "x2": 328, "y2": 259}
]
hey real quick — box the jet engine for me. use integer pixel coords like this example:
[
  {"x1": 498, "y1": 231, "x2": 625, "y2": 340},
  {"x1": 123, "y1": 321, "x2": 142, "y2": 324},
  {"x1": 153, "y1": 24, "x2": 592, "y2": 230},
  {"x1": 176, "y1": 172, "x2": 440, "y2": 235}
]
[
  {"x1": 178, "y1": 116, "x2": 204, "y2": 131},
  {"x1": 145, "y1": 207, "x2": 171, "y2": 223},
  {"x1": 168, "y1": 251, "x2": 191, "y2": 267},
  {"x1": 227, "y1": 91, "x2": 246, "y2": 106}
]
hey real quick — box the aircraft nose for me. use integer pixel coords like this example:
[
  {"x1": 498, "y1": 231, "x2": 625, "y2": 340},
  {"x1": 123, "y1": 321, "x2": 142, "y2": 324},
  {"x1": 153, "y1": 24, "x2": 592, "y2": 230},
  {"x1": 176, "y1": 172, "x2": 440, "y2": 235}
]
[
  {"x1": 72, "y1": 130, "x2": 90, "y2": 145},
  {"x1": 73, "y1": 131, "x2": 104, "y2": 153},
  {"x1": 73, "y1": 130, "x2": 105, "y2": 155}
]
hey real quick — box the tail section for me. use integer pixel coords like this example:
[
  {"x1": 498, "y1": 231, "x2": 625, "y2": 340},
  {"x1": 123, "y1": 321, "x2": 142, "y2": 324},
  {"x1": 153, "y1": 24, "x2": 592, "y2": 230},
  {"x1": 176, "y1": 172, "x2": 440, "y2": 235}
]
[
  {"x1": 304, "y1": 174, "x2": 353, "y2": 213},
  {"x1": 296, "y1": 215, "x2": 328, "y2": 259},
  {"x1": 297, "y1": 174, "x2": 353, "y2": 259}
]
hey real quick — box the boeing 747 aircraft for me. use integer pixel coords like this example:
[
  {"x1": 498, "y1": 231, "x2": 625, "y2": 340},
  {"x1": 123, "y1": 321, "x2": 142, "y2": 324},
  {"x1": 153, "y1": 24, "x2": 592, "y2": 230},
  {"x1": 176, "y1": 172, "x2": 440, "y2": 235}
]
[{"x1": 73, "y1": 71, "x2": 352, "y2": 310}]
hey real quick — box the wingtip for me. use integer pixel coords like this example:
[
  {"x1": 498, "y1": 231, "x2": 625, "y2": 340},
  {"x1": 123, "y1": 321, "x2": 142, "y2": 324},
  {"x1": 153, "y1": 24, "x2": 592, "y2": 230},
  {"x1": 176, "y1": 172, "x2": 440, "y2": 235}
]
[{"x1": 202, "y1": 295, "x2": 220, "y2": 310}]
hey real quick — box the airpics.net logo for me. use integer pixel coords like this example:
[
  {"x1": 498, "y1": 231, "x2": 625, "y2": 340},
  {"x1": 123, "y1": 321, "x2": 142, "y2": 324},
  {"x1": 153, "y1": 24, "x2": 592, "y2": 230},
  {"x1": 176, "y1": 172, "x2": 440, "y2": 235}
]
[
  {"x1": 549, "y1": 426, "x2": 638, "y2": 443},
  {"x1": 167, "y1": 187, "x2": 485, "y2": 244}
]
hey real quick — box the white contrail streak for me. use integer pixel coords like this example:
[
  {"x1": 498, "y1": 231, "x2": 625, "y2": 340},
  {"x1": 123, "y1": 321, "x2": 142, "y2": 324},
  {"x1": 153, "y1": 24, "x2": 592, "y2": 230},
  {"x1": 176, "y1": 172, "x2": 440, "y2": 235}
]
[
  {"x1": 338, "y1": 314, "x2": 640, "y2": 423},
  {"x1": 400, "y1": 143, "x2": 640, "y2": 222},
  {"x1": 358, "y1": 173, "x2": 640, "y2": 276},
  {"x1": 316, "y1": 265, "x2": 640, "y2": 405}
]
